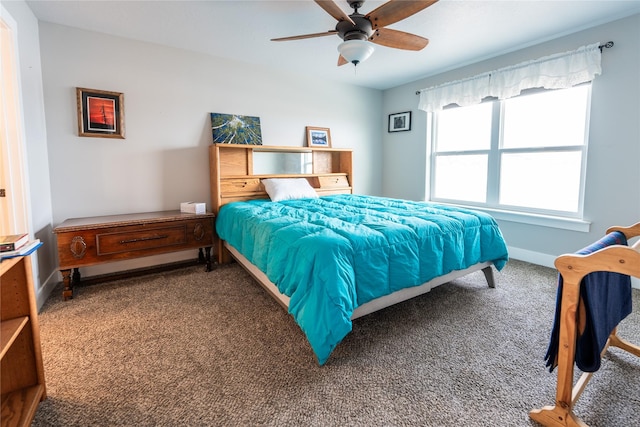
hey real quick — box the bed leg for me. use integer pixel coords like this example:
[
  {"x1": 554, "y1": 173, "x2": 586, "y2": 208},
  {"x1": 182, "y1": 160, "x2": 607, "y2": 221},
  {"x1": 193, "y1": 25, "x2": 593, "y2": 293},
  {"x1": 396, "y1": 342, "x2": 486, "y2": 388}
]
[
  {"x1": 217, "y1": 240, "x2": 233, "y2": 264},
  {"x1": 482, "y1": 266, "x2": 495, "y2": 288}
]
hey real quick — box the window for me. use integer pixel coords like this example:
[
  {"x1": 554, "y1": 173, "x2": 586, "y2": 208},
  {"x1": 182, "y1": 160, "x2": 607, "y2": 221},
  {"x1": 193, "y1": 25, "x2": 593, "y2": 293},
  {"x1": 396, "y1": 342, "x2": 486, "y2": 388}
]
[{"x1": 430, "y1": 84, "x2": 591, "y2": 218}]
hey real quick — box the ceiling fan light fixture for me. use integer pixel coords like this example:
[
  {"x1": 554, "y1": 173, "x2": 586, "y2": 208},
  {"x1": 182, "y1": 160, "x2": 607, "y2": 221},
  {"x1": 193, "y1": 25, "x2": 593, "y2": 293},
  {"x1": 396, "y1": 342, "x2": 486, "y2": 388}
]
[{"x1": 337, "y1": 39, "x2": 375, "y2": 66}]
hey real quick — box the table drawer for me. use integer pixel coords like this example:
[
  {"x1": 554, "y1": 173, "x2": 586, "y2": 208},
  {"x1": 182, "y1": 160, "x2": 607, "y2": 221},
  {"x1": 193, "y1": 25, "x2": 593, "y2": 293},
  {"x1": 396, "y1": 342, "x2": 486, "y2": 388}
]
[
  {"x1": 220, "y1": 178, "x2": 262, "y2": 193},
  {"x1": 97, "y1": 225, "x2": 186, "y2": 255}
]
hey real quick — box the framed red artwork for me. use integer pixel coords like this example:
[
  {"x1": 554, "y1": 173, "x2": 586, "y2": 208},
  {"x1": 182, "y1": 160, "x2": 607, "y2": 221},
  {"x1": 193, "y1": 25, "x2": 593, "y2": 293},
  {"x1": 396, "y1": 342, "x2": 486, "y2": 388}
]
[{"x1": 76, "y1": 87, "x2": 125, "y2": 138}]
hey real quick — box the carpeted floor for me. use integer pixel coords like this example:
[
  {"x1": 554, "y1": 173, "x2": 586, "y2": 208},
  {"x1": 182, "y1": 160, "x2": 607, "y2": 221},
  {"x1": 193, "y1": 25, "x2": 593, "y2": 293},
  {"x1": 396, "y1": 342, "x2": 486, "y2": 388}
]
[{"x1": 32, "y1": 259, "x2": 639, "y2": 426}]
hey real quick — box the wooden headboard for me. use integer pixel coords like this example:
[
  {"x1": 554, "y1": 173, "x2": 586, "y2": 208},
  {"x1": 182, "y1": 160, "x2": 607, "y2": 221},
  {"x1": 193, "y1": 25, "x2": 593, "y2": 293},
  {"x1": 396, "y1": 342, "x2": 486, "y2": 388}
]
[{"x1": 209, "y1": 144, "x2": 353, "y2": 214}]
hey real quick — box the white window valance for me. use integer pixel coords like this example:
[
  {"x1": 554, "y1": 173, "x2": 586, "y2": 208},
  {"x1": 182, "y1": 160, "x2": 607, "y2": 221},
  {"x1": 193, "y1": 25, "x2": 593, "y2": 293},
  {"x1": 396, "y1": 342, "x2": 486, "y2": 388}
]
[{"x1": 418, "y1": 43, "x2": 602, "y2": 113}]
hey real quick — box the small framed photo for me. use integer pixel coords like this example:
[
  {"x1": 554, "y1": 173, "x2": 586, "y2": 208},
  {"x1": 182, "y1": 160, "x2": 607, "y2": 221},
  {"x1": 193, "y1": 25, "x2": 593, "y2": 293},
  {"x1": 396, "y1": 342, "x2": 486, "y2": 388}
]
[
  {"x1": 388, "y1": 111, "x2": 411, "y2": 133},
  {"x1": 306, "y1": 126, "x2": 332, "y2": 147},
  {"x1": 76, "y1": 87, "x2": 125, "y2": 138}
]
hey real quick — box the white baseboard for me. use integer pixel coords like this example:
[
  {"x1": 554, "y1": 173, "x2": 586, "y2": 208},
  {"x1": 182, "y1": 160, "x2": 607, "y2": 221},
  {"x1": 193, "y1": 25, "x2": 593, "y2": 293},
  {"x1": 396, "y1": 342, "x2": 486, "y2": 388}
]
[
  {"x1": 36, "y1": 269, "x2": 61, "y2": 311},
  {"x1": 508, "y1": 245, "x2": 640, "y2": 290},
  {"x1": 74, "y1": 250, "x2": 199, "y2": 277},
  {"x1": 507, "y1": 246, "x2": 556, "y2": 269}
]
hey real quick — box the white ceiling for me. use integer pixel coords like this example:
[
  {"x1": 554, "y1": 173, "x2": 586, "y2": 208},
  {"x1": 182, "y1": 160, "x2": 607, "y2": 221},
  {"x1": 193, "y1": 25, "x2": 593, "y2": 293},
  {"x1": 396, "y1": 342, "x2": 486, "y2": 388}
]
[{"x1": 25, "y1": 0, "x2": 640, "y2": 90}]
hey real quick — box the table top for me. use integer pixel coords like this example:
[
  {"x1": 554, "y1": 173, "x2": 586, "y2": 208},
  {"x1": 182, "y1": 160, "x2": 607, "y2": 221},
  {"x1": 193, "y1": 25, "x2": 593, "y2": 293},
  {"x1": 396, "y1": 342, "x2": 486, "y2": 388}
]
[{"x1": 54, "y1": 210, "x2": 215, "y2": 233}]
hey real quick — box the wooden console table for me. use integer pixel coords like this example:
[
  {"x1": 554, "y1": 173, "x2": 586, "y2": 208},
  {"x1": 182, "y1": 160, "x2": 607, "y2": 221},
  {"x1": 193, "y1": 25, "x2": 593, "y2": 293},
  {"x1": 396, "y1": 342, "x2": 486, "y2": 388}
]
[{"x1": 54, "y1": 210, "x2": 215, "y2": 300}]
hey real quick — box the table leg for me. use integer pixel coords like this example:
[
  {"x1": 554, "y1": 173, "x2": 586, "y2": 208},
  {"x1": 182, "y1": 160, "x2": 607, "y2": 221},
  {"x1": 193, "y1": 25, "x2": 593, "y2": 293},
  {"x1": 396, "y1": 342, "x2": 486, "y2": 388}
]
[
  {"x1": 61, "y1": 269, "x2": 73, "y2": 300},
  {"x1": 62, "y1": 268, "x2": 81, "y2": 300},
  {"x1": 205, "y1": 246, "x2": 213, "y2": 272}
]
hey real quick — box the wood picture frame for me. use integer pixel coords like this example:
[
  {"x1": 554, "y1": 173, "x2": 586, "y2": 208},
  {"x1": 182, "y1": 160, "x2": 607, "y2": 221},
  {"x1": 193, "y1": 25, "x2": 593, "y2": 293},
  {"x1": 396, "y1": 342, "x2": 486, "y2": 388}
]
[
  {"x1": 76, "y1": 87, "x2": 125, "y2": 138},
  {"x1": 388, "y1": 111, "x2": 411, "y2": 133},
  {"x1": 306, "y1": 126, "x2": 332, "y2": 148}
]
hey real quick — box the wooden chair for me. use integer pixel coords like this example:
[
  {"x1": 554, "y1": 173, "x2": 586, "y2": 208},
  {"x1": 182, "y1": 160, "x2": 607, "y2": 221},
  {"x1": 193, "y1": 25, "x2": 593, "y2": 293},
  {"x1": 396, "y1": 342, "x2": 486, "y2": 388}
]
[{"x1": 529, "y1": 222, "x2": 640, "y2": 427}]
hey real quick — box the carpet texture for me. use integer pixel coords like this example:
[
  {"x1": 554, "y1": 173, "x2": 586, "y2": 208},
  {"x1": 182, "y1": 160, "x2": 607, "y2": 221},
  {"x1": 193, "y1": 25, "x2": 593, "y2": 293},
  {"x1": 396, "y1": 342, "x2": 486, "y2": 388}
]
[{"x1": 32, "y1": 260, "x2": 639, "y2": 426}]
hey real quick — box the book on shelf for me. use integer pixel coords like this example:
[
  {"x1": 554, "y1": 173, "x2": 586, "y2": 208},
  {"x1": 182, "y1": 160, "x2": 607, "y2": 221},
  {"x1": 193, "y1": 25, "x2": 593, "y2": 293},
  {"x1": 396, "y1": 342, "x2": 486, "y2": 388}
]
[
  {"x1": 0, "y1": 233, "x2": 29, "y2": 252},
  {"x1": 0, "y1": 239, "x2": 41, "y2": 260}
]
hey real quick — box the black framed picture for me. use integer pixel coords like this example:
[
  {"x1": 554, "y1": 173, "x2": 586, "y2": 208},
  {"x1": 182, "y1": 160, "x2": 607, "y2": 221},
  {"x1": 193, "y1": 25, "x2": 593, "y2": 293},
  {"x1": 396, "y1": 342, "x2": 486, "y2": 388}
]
[{"x1": 388, "y1": 111, "x2": 411, "y2": 132}]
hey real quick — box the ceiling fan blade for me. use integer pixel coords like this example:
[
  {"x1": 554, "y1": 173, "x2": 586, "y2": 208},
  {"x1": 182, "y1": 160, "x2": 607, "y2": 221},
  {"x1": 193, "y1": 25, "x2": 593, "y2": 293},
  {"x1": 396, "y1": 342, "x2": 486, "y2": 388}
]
[
  {"x1": 366, "y1": 0, "x2": 438, "y2": 29},
  {"x1": 271, "y1": 30, "x2": 338, "y2": 42},
  {"x1": 338, "y1": 55, "x2": 348, "y2": 66},
  {"x1": 314, "y1": 0, "x2": 355, "y2": 25},
  {"x1": 369, "y1": 28, "x2": 429, "y2": 51}
]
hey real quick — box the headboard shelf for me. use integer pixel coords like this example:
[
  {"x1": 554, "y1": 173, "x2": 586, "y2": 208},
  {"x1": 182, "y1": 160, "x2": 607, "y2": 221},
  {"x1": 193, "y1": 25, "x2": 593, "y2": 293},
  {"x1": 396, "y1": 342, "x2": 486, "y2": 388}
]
[
  {"x1": 209, "y1": 144, "x2": 353, "y2": 213},
  {"x1": 255, "y1": 147, "x2": 351, "y2": 154},
  {"x1": 221, "y1": 172, "x2": 348, "y2": 178}
]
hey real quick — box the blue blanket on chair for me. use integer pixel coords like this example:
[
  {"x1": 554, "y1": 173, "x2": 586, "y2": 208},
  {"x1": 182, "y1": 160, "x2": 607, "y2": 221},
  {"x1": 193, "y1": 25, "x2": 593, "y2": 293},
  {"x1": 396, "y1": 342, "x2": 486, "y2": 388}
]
[{"x1": 544, "y1": 231, "x2": 632, "y2": 373}]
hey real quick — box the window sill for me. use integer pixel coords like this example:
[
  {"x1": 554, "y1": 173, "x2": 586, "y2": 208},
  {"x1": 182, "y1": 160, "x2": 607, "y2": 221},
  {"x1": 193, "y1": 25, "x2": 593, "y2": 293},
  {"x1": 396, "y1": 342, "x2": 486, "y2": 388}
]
[
  {"x1": 437, "y1": 203, "x2": 591, "y2": 232},
  {"x1": 488, "y1": 209, "x2": 590, "y2": 232}
]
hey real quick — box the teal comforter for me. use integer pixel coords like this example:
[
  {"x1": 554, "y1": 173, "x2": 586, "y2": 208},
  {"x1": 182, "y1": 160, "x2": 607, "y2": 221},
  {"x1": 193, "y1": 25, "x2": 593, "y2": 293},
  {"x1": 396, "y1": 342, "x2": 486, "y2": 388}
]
[{"x1": 216, "y1": 194, "x2": 509, "y2": 364}]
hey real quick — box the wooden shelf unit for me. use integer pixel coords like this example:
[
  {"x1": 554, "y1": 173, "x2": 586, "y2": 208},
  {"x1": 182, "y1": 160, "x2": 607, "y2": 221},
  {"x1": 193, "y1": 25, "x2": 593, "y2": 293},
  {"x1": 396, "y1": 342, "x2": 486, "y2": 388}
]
[
  {"x1": 209, "y1": 143, "x2": 353, "y2": 213},
  {"x1": 1, "y1": 253, "x2": 46, "y2": 427}
]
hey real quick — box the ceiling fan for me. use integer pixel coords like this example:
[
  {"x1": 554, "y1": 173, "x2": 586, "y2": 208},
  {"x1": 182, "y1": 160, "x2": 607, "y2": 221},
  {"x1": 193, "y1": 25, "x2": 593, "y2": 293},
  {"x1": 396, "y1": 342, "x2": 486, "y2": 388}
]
[{"x1": 271, "y1": 0, "x2": 438, "y2": 66}]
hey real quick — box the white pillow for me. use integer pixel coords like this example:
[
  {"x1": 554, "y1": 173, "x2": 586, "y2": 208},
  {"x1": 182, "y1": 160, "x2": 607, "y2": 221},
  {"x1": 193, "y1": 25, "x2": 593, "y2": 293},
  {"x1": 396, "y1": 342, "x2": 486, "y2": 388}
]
[{"x1": 262, "y1": 178, "x2": 318, "y2": 202}]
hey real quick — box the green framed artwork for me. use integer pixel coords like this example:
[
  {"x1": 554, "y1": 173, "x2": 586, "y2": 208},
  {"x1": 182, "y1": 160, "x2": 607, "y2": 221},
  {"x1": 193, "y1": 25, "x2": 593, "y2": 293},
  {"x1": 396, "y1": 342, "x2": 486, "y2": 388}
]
[{"x1": 210, "y1": 113, "x2": 262, "y2": 145}]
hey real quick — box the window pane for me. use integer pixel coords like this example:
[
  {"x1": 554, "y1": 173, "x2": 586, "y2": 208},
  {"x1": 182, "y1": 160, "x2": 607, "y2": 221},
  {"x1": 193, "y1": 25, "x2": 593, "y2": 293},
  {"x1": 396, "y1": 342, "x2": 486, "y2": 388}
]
[
  {"x1": 434, "y1": 155, "x2": 487, "y2": 202},
  {"x1": 499, "y1": 151, "x2": 582, "y2": 212},
  {"x1": 437, "y1": 103, "x2": 492, "y2": 151},
  {"x1": 502, "y1": 85, "x2": 589, "y2": 149}
]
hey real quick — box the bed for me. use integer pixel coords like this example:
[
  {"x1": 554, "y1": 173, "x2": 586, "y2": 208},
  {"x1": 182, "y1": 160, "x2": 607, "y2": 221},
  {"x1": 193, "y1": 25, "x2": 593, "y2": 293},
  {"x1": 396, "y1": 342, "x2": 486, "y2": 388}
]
[{"x1": 209, "y1": 144, "x2": 509, "y2": 364}]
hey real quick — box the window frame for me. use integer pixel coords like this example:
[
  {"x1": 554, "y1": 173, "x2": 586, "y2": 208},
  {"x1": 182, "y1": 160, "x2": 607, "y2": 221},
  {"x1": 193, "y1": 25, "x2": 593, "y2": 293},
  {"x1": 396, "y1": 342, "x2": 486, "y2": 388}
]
[{"x1": 427, "y1": 85, "x2": 592, "y2": 222}]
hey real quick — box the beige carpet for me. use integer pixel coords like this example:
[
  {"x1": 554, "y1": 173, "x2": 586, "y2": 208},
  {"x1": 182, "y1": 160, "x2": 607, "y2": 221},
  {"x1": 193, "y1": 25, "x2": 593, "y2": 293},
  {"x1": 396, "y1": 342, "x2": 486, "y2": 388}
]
[{"x1": 32, "y1": 260, "x2": 640, "y2": 426}]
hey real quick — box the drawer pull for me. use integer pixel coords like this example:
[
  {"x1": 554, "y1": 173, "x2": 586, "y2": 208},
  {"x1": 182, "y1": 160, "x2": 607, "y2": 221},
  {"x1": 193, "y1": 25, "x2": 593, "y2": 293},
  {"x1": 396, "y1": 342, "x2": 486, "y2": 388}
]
[
  {"x1": 193, "y1": 223, "x2": 205, "y2": 241},
  {"x1": 70, "y1": 236, "x2": 87, "y2": 259},
  {"x1": 119, "y1": 234, "x2": 168, "y2": 244}
]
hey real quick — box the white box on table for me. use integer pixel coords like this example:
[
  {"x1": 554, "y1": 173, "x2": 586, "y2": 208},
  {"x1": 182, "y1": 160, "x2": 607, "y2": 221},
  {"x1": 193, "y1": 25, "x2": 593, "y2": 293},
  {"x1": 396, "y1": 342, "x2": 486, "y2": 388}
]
[{"x1": 180, "y1": 202, "x2": 206, "y2": 214}]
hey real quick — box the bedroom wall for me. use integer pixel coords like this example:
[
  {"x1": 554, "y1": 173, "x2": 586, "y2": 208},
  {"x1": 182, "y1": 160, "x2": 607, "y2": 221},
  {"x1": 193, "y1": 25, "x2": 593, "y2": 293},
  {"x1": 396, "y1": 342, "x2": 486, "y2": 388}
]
[
  {"x1": 2, "y1": 1, "x2": 57, "y2": 307},
  {"x1": 37, "y1": 22, "x2": 382, "y2": 283},
  {"x1": 382, "y1": 14, "x2": 640, "y2": 271},
  {"x1": 8, "y1": 1, "x2": 638, "y2": 305}
]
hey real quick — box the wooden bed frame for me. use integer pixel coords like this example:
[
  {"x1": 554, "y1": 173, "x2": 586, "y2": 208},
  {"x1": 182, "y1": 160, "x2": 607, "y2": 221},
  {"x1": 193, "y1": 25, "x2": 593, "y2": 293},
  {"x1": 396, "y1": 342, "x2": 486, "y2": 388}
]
[
  {"x1": 209, "y1": 143, "x2": 497, "y2": 319},
  {"x1": 529, "y1": 222, "x2": 640, "y2": 427}
]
